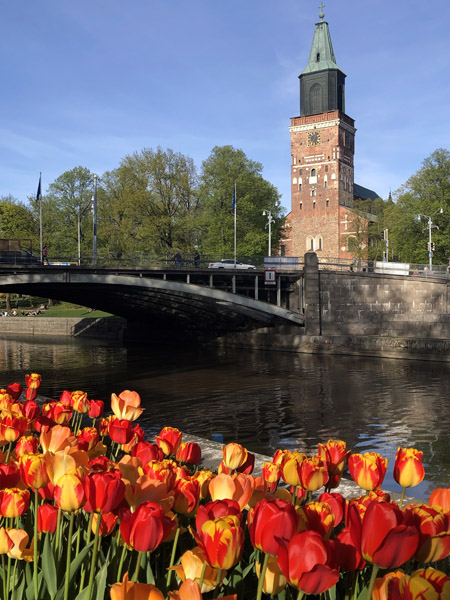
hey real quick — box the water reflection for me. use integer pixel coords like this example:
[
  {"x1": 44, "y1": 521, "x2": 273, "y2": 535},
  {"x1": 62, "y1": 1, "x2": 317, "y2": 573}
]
[{"x1": 0, "y1": 334, "x2": 449, "y2": 500}]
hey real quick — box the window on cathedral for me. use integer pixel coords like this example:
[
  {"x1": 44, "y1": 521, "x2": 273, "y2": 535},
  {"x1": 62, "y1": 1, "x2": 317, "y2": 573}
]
[
  {"x1": 299, "y1": 169, "x2": 303, "y2": 175},
  {"x1": 280, "y1": 245, "x2": 286, "y2": 256},
  {"x1": 324, "y1": 180, "x2": 327, "y2": 188},
  {"x1": 307, "y1": 236, "x2": 314, "y2": 251},
  {"x1": 299, "y1": 202, "x2": 303, "y2": 210},
  {"x1": 298, "y1": 183, "x2": 302, "y2": 191},
  {"x1": 311, "y1": 189, "x2": 316, "y2": 197},
  {"x1": 316, "y1": 53, "x2": 320, "y2": 62},
  {"x1": 313, "y1": 200, "x2": 316, "y2": 209},
  {"x1": 310, "y1": 84, "x2": 322, "y2": 114},
  {"x1": 325, "y1": 166, "x2": 328, "y2": 172},
  {"x1": 315, "y1": 235, "x2": 323, "y2": 251},
  {"x1": 326, "y1": 199, "x2": 329, "y2": 207},
  {"x1": 311, "y1": 168, "x2": 316, "y2": 177}
]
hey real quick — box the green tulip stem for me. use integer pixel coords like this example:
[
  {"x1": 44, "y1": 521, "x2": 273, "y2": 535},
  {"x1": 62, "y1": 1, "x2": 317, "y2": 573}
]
[
  {"x1": 33, "y1": 489, "x2": 39, "y2": 600},
  {"x1": 296, "y1": 590, "x2": 305, "y2": 600},
  {"x1": 86, "y1": 511, "x2": 102, "y2": 600},
  {"x1": 54, "y1": 507, "x2": 62, "y2": 557},
  {"x1": 116, "y1": 543, "x2": 128, "y2": 583},
  {"x1": 2, "y1": 555, "x2": 6, "y2": 600},
  {"x1": 365, "y1": 564, "x2": 380, "y2": 600},
  {"x1": 399, "y1": 487, "x2": 407, "y2": 509},
  {"x1": 213, "y1": 568, "x2": 223, "y2": 599},
  {"x1": 198, "y1": 560, "x2": 207, "y2": 592},
  {"x1": 11, "y1": 559, "x2": 18, "y2": 600},
  {"x1": 5, "y1": 443, "x2": 12, "y2": 464},
  {"x1": 6, "y1": 555, "x2": 11, "y2": 600},
  {"x1": 166, "y1": 526, "x2": 180, "y2": 588},
  {"x1": 79, "y1": 513, "x2": 94, "y2": 592},
  {"x1": 132, "y1": 551, "x2": 144, "y2": 583},
  {"x1": 63, "y1": 512, "x2": 75, "y2": 600},
  {"x1": 292, "y1": 486, "x2": 297, "y2": 506},
  {"x1": 256, "y1": 552, "x2": 270, "y2": 600}
]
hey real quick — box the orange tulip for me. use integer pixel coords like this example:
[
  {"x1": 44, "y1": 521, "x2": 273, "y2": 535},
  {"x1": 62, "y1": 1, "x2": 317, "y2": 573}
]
[
  {"x1": 429, "y1": 488, "x2": 450, "y2": 512},
  {"x1": 192, "y1": 470, "x2": 214, "y2": 499},
  {"x1": 124, "y1": 476, "x2": 174, "y2": 513},
  {"x1": 40, "y1": 424, "x2": 74, "y2": 453},
  {"x1": 168, "y1": 547, "x2": 222, "y2": 593},
  {"x1": 0, "y1": 527, "x2": 13, "y2": 554},
  {"x1": 111, "y1": 390, "x2": 143, "y2": 422},
  {"x1": 393, "y1": 447, "x2": 425, "y2": 489},
  {"x1": 209, "y1": 473, "x2": 255, "y2": 511},
  {"x1": 110, "y1": 572, "x2": 165, "y2": 600},
  {"x1": 5, "y1": 528, "x2": 34, "y2": 561},
  {"x1": 0, "y1": 488, "x2": 30, "y2": 518},
  {"x1": 373, "y1": 570, "x2": 404, "y2": 600},
  {"x1": 92, "y1": 512, "x2": 118, "y2": 536},
  {"x1": 348, "y1": 452, "x2": 388, "y2": 491}
]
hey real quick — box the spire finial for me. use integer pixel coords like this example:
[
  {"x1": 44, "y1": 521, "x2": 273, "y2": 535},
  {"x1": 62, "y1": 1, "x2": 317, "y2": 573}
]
[{"x1": 318, "y1": 1, "x2": 325, "y2": 20}]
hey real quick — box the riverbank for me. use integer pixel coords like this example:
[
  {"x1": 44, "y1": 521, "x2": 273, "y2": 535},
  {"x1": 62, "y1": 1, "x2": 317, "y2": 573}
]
[{"x1": 0, "y1": 316, "x2": 126, "y2": 339}]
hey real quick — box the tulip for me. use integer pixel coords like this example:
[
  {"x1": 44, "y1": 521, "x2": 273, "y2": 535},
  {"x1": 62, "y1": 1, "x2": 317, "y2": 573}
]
[
  {"x1": 298, "y1": 501, "x2": 335, "y2": 539},
  {"x1": 0, "y1": 463, "x2": 20, "y2": 489},
  {"x1": 318, "y1": 491, "x2": 346, "y2": 527},
  {"x1": 262, "y1": 461, "x2": 281, "y2": 492},
  {"x1": 348, "y1": 452, "x2": 388, "y2": 491},
  {"x1": 109, "y1": 418, "x2": 133, "y2": 445},
  {"x1": 6, "y1": 528, "x2": 34, "y2": 561},
  {"x1": 192, "y1": 514, "x2": 244, "y2": 570},
  {"x1": 88, "y1": 399, "x2": 104, "y2": 419},
  {"x1": 209, "y1": 473, "x2": 255, "y2": 511},
  {"x1": 125, "y1": 475, "x2": 174, "y2": 513},
  {"x1": 83, "y1": 471, "x2": 126, "y2": 513},
  {"x1": 196, "y1": 499, "x2": 242, "y2": 534},
  {"x1": 71, "y1": 390, "x2": 89, "y2": 413},
  {"x1": 192, "y1": 469, "x2": 214, "y2": 499},
  {"x1": 92, "y1": 512, "x2": 118, "y2": 536},
  {"x1": 176, "y1": 441, "x2": 202, "y2": 465},
  {"x1": 248, "y1": 497, "x2": 298, "y2": 556},
  {"x1": 169, "y1": 547, "x2": 223, "y2": 593},
  {"x1": 281, "y1": 455, "x2": 303, "y2": 487},
  {"x1": 77, "y1": 427, "x2": 100, "y2": 452},
  {"x1": 111, "y1": 390, "x2": 143, "y2": 422},
  {"x1": 155, "y1": 426, "x2": 182, "y2": 456},
  {"x1": 131, "y1": 441, "x2": 163, "y2": 464},
  {"x1": 110, "y1": 572, "x2": 165, "y2": 600},
  {"x1": 393, "y1": 447, "x2": 425, "y2": 498},
  {"x1": 15, "y1": 435, "x2": 39, "y2": 457},
  {"x1": 25, "y1": 373, "x2": 41, "y2": 389},
  {"x1": 403, "y1": 504, "x2": 450, "y2": 563},
  {"x1": 221, "y1": 442, "x2": 248, "y2": 471},
  {"x1": 168, "y1": 580, "x2": 202, "y2": 600},
  {"x1": 37, "y1": 503, "x2": 58, "y2": 533},
  {"x1": 335, "y1": 502, "x2": 366, "y2": 571},
  {"x1": 120, "y1": 501, "x2": 174, "y2": 552},
  {"x1": 299, "y1": 455, "x2": 329, "y2": 491},
  {"x1": 23, "y1": 400, "x2": 40, "y2": 420},
  {"x1": 39, "y1": 424, "x2": 73, "y2": 453},
  {"x1": 372, "y1": 571, "x2": 404, "y2": 600},
  {"x1": 173, "y1": 478, "x2": 200, "y2": 515},
  {"x1": 143, "y1": 461, "x2": 176, "y2": 490},
  {"x1": 0, "y1": 527, "x2": 13, "y2": 554},
  {"x1": 6, "y1": 383, "x2": 22, "y2": 400},
  {"x1": 51, "y1": 402, "x2": 73, "y2": 425},
  {"x1": 376, "y1": 568, "x2": 450, "y2": 600},
  {"x1": 0, "y1": 413, "x2": 28, "y2": 442},
  {"x1": 53, "y1": 471, "x2": 85, "y2": 512},
  {"x1": 277, "y1": 530, "x2": 339, "y2": 595},
  {"x1": 429, "y1": 488, "x2": 450, "y2": 512},
  {"x1": 0, "y1": 487, "x2": 30, "y2": 518},
  {"x1": 19, "y1": 452, "x2": 50, "y2": 490},
  {"x1": 318, "y1": 439, "x2": 350, "y2": 488},
  {"x1": 361, "y1": 500, "x2": 419, "y2": 569}
]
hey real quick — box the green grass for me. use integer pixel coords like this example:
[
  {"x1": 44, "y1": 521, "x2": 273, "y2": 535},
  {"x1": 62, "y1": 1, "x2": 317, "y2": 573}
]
[{"x1": 37, "y1": 303, "x2": 114, "y2": 318}]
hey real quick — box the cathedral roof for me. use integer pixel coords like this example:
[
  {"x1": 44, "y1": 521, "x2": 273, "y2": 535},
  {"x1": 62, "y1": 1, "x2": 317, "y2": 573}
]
[
  {"x1": 301, "y1": 11, "x2": 345, "y2": 76},
  {"x1": 354, "y1": 183, "x2": 380, "y2": 201}
]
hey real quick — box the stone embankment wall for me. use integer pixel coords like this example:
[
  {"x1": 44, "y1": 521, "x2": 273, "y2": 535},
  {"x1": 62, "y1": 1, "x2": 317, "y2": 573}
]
[{"x1": 0, "y1": 317, "x2": 126, "y2": 340}]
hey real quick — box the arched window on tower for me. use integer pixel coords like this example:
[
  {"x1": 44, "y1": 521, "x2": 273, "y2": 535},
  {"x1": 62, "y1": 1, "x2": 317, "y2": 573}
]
[
  {"x1": 311, "y1": 189, "x2": 316, "y2": 197},
  {"x1": 316, "y1": 52, "x2": 320, "y2": 62},
  {"x1": 315, "y1": 235, "x2": 323, "y2": 251},
  {"x1": 309, "y1": 169, "x2": 317, "y2": 184},
  {"x1": 306, "y1": 236, "x2": 314, "y2": 251}
]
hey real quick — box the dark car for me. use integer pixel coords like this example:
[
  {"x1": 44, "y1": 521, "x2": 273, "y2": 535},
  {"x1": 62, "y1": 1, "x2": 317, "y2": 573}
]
[{"x1": 0, "y1": 249, "x2": 41, "y2": 264}]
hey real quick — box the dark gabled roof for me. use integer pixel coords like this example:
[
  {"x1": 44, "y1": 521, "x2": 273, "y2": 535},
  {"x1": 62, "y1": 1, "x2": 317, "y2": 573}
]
[{"x1": 354, "y1": 183, "x2": 380, "y2": 201}]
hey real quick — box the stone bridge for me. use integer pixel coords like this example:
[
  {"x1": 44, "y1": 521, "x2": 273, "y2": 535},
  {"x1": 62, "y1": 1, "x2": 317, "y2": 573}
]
[{"x1": 0, "y1": 265, "x2": 304, "y2": 339}]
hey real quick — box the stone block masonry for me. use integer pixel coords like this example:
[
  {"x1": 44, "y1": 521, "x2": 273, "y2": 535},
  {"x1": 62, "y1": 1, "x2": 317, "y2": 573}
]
[{"x1": 0, "y1": 317, "x2": 126, "y2": 340}]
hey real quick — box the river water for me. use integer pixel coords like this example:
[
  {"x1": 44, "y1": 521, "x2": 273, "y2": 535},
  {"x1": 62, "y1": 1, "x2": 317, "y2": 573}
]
[{"x1": 0, "y1": 333, "x2": 449, "y2": 501}]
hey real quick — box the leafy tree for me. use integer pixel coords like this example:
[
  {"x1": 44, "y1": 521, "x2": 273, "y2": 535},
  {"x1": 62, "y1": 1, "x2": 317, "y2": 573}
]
[
  {"x1": 45, "y1": 167, "x2": 95, "y2": 262},
  {"x1": 385, "y1": 149, "x2": 450, "y2": 264},
  {"x1": 198, "y1": 146, "x2": 282, "y2": 258},
  {"x1": 0, "y1": 196, "x2": 37, "y2": 243}
]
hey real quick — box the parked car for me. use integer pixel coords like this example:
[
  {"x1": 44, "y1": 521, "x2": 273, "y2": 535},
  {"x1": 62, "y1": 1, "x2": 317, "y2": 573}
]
[{"x1": 208, "y1": 259, "x2": 256, "y2": 270}]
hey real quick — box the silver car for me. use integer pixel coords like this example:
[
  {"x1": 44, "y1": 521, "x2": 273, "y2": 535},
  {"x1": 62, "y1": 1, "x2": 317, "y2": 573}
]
[{"x1": 208, "y1": 259, "x2": 256, "y2": 270}]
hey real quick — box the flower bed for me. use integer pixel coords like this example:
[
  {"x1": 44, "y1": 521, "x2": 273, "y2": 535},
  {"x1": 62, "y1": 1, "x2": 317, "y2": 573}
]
[{"x1": 0, "y1": 374, "x2": 448, "y2": 599}]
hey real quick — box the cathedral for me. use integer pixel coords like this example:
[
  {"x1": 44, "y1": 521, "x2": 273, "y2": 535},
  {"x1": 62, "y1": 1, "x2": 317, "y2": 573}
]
[{"x1": 282, "y1": 7, "x2": 379, "y2": 259}]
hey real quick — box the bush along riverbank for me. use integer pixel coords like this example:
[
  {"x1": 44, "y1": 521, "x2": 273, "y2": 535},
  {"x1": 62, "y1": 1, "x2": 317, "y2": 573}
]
[{"x1": 0, "y1": 373, "x2": 448, "y2": 599}]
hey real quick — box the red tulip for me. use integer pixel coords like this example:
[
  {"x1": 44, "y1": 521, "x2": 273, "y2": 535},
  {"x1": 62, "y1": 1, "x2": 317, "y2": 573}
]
[
  {"x1": 120, "y1": 501, "x2": 174, "y2": 552},
  {"x1": 429, "y1": 488, "x2": 450, "y2": 513},
  {"x1": 335, "y1": 502, "x2": 366, "y2": 571},
  {"x1": 109, "y1": 418, "x2": 133, "y2": 444},
  {"x1": 0, "y1": 464, "x2": 20, "y2": 489},
  {"x1": 131, "y1": 441, "x2": 164, "y2": 464},
  {"x1": 318, "y1": 492, "x2": 346, "y2": 527},
  {"x1": 6, "y1": 383, "x2": 22, "y2": 400},
  {"x1": 277, "y1": 530, "x2": 339, "y2": 595},
  {"x1": 361, "y1": 501, "x2": 419, "y2": 568},
  {"x1": 59, "y1": 390, "x2": 73, "y2": 406},
  {"x1": 23, "y1": 400, "x2": 40, "y2": 420},
  {"x1": 318, "y1": 439, "x2": 350, "y2": 488},
  {"x1": 38, "y1": 503, "x2": 58, "y2": 533},
  {"x1": 393, "y1": 447, "x2": 425, "y2": 489},
  {"x1": 83, "y1": 472, "x2": 126, "y2": 514},
  {"x1": 176, "y1": 442, "x2": 202, "y2": 465},
  {"x1": 92, "y1": 512, "x2": 118, "y2": 536},
  {"x1": 173, "y1": 478, "x2": 200, "y2": 515},
  {"x1": 155, "y1": 427, "x2": 182, "y2": 456},
  {"x1": 247, "y1": 497, "x2": 299, "y2": 556},
  {"x1": 88, "y1": 399, "x2": 104, "y2": 419},
  {"x1": 348, "y1": 452, "x2": 388, "y2": 491}
]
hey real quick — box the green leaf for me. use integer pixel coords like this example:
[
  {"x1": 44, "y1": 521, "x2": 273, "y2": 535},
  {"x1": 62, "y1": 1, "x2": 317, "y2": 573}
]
[
  {"x1": 94, "y1": 562, "x2": 108, "y2": 600},
  {"x1": 42, "y1": 533, "x2": 58, "y2": 597},
  {"x1": 54, "y1": 540, "x2": 94, "y2": 600},
  {"x1": 145, "y1": 558, "x2": 155, "y2": 585}
]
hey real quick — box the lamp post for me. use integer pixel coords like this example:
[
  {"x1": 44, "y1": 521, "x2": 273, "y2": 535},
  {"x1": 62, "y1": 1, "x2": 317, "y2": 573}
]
[
  {"x1": 262, "y1": 210, "x2": 275, "y2": 256},
  {"x1": 92, "y1": 174, "x2": 98, "y2": 266},
  {"x1": 416, "y1": 208, "x2": 443, "y2": 271}
]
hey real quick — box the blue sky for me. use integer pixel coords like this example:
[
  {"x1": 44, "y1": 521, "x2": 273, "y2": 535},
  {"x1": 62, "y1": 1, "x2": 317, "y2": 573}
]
[{"x1": 1, "y1": 0, "x2": 449, "y2": 214}]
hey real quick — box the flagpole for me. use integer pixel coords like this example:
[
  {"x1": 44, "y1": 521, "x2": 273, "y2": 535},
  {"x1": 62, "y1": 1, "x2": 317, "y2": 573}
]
[
  {"x1": 38, "y1": 173, "x2": 43, "y2": 264},
  {"x1": 233, "y1": 181, "x2": 237, "y2": 266}
]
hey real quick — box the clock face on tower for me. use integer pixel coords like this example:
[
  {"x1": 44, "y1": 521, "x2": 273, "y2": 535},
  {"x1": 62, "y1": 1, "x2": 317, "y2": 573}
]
[{"x1": 307, "y1": 130, "x2": 321, "y2": 146}]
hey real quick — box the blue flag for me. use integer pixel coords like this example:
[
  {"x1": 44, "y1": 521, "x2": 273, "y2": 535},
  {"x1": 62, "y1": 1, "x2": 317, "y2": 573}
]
[
  {"x1": 36, "y1": 174, "x2": 42, "y2": 201},
  {"x1": 231, "y1": 185, "x2": 236, "y2": 211}
]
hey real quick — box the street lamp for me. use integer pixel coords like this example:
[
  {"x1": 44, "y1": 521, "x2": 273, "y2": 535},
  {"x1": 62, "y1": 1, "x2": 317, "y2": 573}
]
[
  {"x1": 415, "y1": 208, "x2": 443, "y2": 271},
  {"x1": 262, "y1": 210, "x2": 275, "y2": 256}
]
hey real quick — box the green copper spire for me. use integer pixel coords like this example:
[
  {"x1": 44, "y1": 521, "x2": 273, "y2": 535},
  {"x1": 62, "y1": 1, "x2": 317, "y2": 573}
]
[{"x1": 301, "y1": 7, "x2": 345, "y2": 76}]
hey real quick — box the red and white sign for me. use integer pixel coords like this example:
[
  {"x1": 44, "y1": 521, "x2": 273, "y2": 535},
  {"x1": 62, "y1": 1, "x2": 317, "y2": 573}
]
[{"x1": 264, "y1": 269, "x2": 276, "y2": 285}]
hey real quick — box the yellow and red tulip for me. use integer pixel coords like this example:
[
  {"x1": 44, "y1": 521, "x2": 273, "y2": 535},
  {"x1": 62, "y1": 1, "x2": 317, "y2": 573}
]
[
  {"x1": 176, "y1": 441, "x2": 202, "y2": 465},
  {"x1": 403, "y1": 503, "x2": 450, "y2": 563},
  {"x1": 297, "y1": 501, "x2": 335, "y2": 539},
  {"x1": 168, "y1": 547, "x2": 223, "y2": 593},
  {"x1": 192, "y1": 514, "x2": 244, "y2": 570},
  {"x1": 155, "y1": 426, "x2": 182, "y2": 456},
  {"x1": 19, "y1": 452, "x2": 50, "y2": 489},
  {"x1": 348, "y1": 451, "x2": 388, "y2": 491},
  {"x1": 318, "y1": 439, "x2": 350, "y2": 488},
  {"x1": 53, "y1": 471, "x2": 85, "y2": 512},
  {"x1": 393, "y1": 446, "x2": 425, "y2": 489},
  {"x1": 71, "y1": 390, "x2": 89, "y2": 413},
  {"x1": 173, "y1": 477, "x2": 200, "y2": 515},
  {"x1": 0, "y1": 487, "x2": 30, "y2": 518}
]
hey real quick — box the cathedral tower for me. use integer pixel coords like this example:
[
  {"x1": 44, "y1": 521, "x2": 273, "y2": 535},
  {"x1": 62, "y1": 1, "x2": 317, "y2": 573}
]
[{"x1": 283, "y1": 7, "x2": 357, "y2": 259}]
